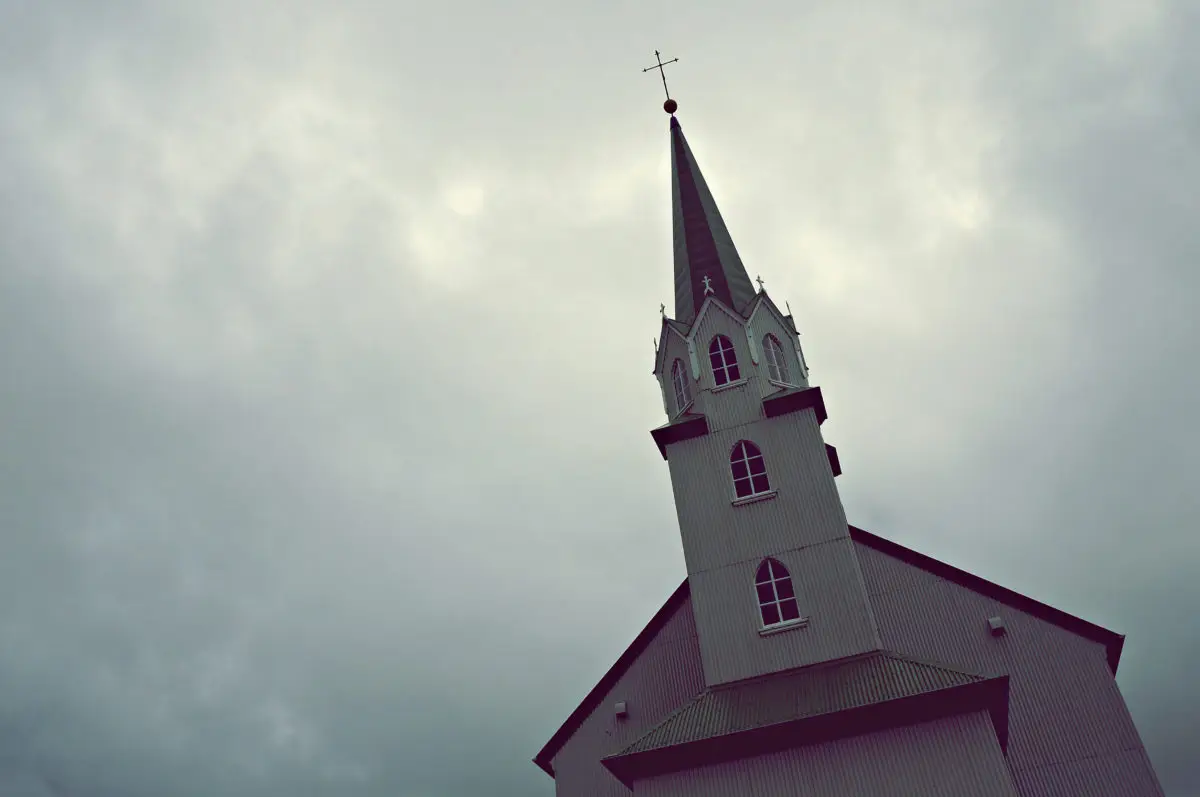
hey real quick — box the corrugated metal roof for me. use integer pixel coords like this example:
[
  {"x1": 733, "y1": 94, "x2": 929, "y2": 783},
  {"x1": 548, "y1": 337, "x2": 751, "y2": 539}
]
[
  {"x1": 534, "y1": 524, "x2": 1124, "y2": 780},
  {"x1": 618, "y1": 650, "x2": 985, "y2": 756}
]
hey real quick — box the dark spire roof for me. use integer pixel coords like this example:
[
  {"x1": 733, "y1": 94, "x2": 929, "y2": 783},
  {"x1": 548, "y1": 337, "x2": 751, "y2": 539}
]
[{"x1": 669, "y1": 115, "x2": 756, "y2": 324}]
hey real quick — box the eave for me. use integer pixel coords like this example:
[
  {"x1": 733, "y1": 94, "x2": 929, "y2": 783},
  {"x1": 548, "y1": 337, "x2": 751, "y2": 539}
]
[
  {"x1": 649, "y1": 413, "x2": 710, "y2": 460},
  {"x1": 601, "y1": 674, "x2": 1011, "y2": 789}
]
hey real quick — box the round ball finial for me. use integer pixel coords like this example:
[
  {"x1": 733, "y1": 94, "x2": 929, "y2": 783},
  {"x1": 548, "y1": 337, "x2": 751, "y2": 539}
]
[{"x1": 663, "y1": 98, "x2": 678, "y2": 115}]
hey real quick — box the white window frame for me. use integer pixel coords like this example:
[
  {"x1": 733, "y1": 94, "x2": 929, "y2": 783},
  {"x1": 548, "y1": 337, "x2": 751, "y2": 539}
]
[
  {"x1": 709, "y1": 335, "x2": 740, "y2": 386},
  {"x1": 755, "y1": 558, "x2": 807, "y2": 633},
  {"x1": 730, "y1": 440, "x2": 771, "y2": 500},
  {"x1": 671, "y1": 359, "x2": 692, "y2": 416},
  {"x1": 762, "y1": 334, "x2": 793, "y2": 385}
]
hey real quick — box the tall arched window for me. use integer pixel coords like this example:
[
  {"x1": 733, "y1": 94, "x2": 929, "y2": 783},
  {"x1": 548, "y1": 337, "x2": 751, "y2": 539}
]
[
  {"x1": 756, "y1": 558, "x2": 801, "y2": 627},
  {"x1": 671, "y1": 359, "x2": 691, "y2": 415},
  {"x1": 730, "y1": 440, "x2": 770, "y2": 498},
  {"x1": 708, "y1": 335, "x2": 740, "y2": 386},
  {"x1": 762, "y1": 334, "x2": 791, "y2": 384}
]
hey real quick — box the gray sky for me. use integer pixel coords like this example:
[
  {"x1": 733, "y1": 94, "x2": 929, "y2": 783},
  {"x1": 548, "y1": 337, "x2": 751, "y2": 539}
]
[{"x1": 1, "y1": 0, "x2": 1197, "y2": 795}]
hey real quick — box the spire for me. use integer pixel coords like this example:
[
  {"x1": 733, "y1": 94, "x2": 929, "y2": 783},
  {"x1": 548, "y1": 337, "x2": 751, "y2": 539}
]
[{"x1": 669, "y1": 114, "x2": 757, "y2": 325}]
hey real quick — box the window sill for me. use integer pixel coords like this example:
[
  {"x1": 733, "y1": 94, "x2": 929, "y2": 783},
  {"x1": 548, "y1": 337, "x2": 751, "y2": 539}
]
[
  {"x1": 732, "y1": 489, "x2": 778, "y2": 507},
  {"x1": 712, "y1": 378, "x2": 748, "y2": 394},
  {"x1": 759, "y1": 617, "x2": 809, "y2": 637},
  {"x1": 671, "y1": 399, "x2": 695, "y2": 419},
  {"x1": 768, "y1": 378, "x2": 803, "y2": 390}
]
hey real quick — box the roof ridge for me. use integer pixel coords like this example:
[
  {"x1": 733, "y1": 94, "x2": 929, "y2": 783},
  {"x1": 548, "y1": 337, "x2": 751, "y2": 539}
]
[
  {"x1": 709, "y1": 649, "x2": 888, "y2": 692},
  {"x1": 611, "y1": 648, "x2": 1003, "y2": 762},
  {"x1": 880, "y1": 650, "x2": 988, "y2": 681}
]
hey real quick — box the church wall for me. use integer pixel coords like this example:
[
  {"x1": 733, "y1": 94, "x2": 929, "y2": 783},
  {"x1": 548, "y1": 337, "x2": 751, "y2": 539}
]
[
  {"x1": 667, "y1": 408, "x2": 851, "y2": 575},
  {"x1": 550, "y1": 596, "x2": 705, "y2": 797},
  {"x1": 692, "y1": 375, "x2": 765, "y2": 435},
  {"x1": 657, "y1": 330, "x2": 692, "y2": 419},
  {"x1": 690, "y1": 304, "x2": 754, "y2": 398},
  {"x1": 855, "y1": 542, "x2": 1165, "y2": 797},
  {"x1": 745, "y1": 306, "x2": 808, "y2": 390},
  {"x1": 634, "y1": 711, "x2": 1020, "y2": 797},
  {"x1": 690, "y1": 536, "x2": 881, "y2": 685}
]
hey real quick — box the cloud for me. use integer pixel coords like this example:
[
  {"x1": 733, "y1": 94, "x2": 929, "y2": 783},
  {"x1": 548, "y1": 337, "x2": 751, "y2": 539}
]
[{"x1": 0, "y1": 0, "x2": 1196, "y2": 795}]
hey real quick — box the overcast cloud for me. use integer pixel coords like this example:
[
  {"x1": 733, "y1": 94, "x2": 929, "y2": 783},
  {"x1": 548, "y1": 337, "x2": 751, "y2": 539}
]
[{"x1": 1, "y1": 0, "x2": 1197, "y2": 795}]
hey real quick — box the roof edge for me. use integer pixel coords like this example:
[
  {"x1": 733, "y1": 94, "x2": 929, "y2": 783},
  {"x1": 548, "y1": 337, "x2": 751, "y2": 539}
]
[
  {"x1": 848, "y1": 525, "x2": 1125, "y2": 674},
  {"x1": 535, "y1": 523, "x2": 1126, "y2": 778},
  {"x1": 532, "y1": 579, "x2": 691, "y2": 778},
  {"x1": 601, "y1": 675, "x2": 1010, "y2": 787}
]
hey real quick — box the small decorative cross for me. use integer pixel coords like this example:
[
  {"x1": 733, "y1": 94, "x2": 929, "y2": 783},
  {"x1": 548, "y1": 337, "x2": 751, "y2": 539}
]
[
  {"x1": 659, "y1": 302, "x2": 666, "y2": 318},
  {"x1": 701, "y1": 275, "x2": 714, "y2": 296},
  {"x1": 642, "y1": 50, "x2": 679, "y2": 100},
  {"x1": 755, "y1": 275, "x2": 766, "y2": 292}
]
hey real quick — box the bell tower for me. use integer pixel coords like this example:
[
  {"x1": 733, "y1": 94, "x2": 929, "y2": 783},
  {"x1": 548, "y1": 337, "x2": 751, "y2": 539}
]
[{"x1": 650, "y1": 105, "x2": 882, "y2": 688}]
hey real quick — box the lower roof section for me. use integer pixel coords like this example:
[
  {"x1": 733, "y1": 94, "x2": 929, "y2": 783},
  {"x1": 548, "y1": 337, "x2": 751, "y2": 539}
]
[
  {"x1": 532, "y1": 524, "x2": 1126, "y2": 779},
  {"x1": 600, "y1": 650, "x2": 1010, "y2": 788}
]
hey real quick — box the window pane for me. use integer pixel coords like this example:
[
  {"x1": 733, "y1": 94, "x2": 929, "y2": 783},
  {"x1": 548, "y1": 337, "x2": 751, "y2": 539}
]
[
  {"x1": 767, "y1": 558, "x2": 786, "y2": 579},
  {"x1": 755, "y1": 561, "x2": 773, "y2": 582},
  {"x1": 734, "y1": 477, "x2": 753, "y2": 498},
  {"x1": 756, "y1": 583, "x2": 775, "y2": 604},
  {"x1": 775, "y1": 577, "x2": 794, "y2": 599},
  {"x1": 780, "y1": 599, "x2": 800, "y2": 621},
  {"x1": 728, "y1": 363, "x2": 740, "y2": 381},
  {"x1": 761, "y1": 604, "x2": 780, "y2": 626},
  {"x1": 731, "y1": 459, "x2": 748, "y2": 480},
  {"x1": 777, "y1": 360, "x2": 790, "y2": 383},
  {"x1": 751, "y1": 473, "x2": 770, "y2": 493},
  {"x1": 748, "y1": 455, "x2": 766, "y2": 475},
  {"x1": 714, "y1": 366, "x2": 729, "y2": 385}
]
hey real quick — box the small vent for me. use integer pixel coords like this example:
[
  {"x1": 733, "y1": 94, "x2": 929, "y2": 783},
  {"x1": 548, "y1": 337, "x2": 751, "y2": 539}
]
[
  {"x1": 614, "y1": 701, "x2": 629, "y2": 719},
  {"x1": 987, "y1": 616, "x2": 1007, "y2": 637}
]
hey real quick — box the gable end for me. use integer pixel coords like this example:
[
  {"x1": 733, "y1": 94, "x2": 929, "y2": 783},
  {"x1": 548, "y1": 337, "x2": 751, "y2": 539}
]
[
  {"x1": 848, "y1": 525, "x2": 1125, "y2": 673},
  {"x1": 532, "y1": 579, "x2": 691, "y2": 777}
]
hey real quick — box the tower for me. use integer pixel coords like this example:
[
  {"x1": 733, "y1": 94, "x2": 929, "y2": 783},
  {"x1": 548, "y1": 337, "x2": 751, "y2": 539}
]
[
  {"x1": 534, "y1": 87, "x2": 1164, "y2": 797},
  {"x1": 650, "y1": 109, "x2": 882, "y2": 687}
]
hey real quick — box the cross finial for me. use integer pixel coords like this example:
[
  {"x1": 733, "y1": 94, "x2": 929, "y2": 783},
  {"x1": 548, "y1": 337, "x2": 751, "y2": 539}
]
[
  {"x1": 643, "y1": 50, "x2": 679, "y2": 112},
  {"x1": 659, "y1": 302, "x2": 666, "y2": 318},
  {"x1": 755, "y1": 275, "x2": 766, "y2": 292},
  {"x1": 701, "y1": 275, "x2": 714, "y2": 296}
]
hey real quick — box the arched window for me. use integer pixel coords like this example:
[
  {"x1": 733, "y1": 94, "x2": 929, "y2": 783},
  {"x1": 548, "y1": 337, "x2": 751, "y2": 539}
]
[
  {"x1": 762, "y1": 334, "x2": 791, "y2": 384},
  {"x1": 756, "y1": 558, "x2": 801, "y2": 627},
  {"x1": 671, "y1": 359, "x2": 691, "y2": 414},
  {"x1": 730, "y1": 440, "x2": 770, "y2": 498},
  {"x1": 708, "y1": 335, "x2": 740, "y2": 386}
]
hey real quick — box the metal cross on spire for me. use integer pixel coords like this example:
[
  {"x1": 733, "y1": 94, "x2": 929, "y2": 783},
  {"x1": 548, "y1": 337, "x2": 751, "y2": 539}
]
[
  {"x1": 643, "y1": 50, "x2": 679, "y2": 101},
  {"x1": 756, "y1": 275, "x2": 766, "y2": 292}
]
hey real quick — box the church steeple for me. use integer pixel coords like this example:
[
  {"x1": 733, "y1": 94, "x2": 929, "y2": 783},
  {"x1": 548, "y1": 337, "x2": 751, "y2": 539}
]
[
  {"x1": 669, "y1": 113, "x2": 757, "y2": 324},
  {"x1": 650, "y1": 97, "x2": 882, "y2": 690}
]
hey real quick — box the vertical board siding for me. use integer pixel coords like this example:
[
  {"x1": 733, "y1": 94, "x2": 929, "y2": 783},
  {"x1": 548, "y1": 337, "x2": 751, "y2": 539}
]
[
  {"x1": 690, "y1": 304, "x2": 754, "y2": 395},
  {"x1": 698, "y1": 376, "x2": 766, "y2": 434},
  {"x1": 745, "y1": 307, "x2": 809, "y2": 393},
  {"x1": 1010, "y1": 747, "x2": 1166, "y2": 797},
  {"x1": 637, "y1": 712, "x2": 1020, "y2": 797},
  {"x1": 552, "y1": 597, "x2": 705, "y2": 797},
  {"x1": 856, "y1": 542, "x2": 1164, "y2": 797},
  {"x1": 691, "y1": 537, "x2": 881, "y2": 686},
  {"x1": 667, "y1": 410, "x2": 850, "y2": 575}
]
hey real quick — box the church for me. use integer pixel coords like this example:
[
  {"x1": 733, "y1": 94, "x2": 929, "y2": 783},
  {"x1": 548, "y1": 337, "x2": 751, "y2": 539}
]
[{"x1": 532, "y1": 95, "x2": 1165, "y2": 796}]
